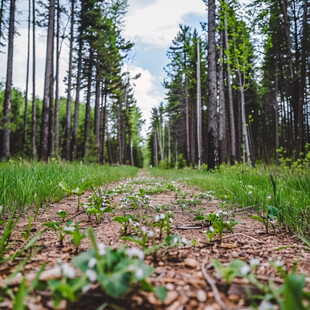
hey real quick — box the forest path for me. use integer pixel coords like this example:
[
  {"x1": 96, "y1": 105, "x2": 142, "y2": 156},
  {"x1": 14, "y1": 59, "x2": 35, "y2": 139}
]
[{"x1": 1, "y1": 171, "x2": 309, "y2": 309}]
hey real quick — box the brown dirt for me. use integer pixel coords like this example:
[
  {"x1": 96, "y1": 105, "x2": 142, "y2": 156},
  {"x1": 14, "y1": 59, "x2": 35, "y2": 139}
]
[{"x1": 0, "y1": 171, "x2": 309, "y2": 310}]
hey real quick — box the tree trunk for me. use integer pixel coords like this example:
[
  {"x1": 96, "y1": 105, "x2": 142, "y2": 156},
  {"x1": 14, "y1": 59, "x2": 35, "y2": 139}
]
[
  {"x1": 218, "y1": 29, "x2": 227, "y2": 164},
  {"x1": 278, "y1": 0, "x2": 301, "y2": 157},
  {"x1": 23, "y1": 0, "x2": 31, "y2": 152},
  {"x1": 40, "y1": 0, "x2": 55, "y2": 161},
  {"x1": 207, "y1": 0, "x2": 218, "y2": 170},
  {"x1": 100, "y1": 91, "x2": 107, "y2": 165},
  {"x1": 117, "y1": 98, "x2": 123, "y2": 164},
  {"x1": 84, "y1": 49, "x2": 93, "y2": 158},
  {"x1": 224, "y1": 11, "x2": 236, "y2": 164},
  {"x1": 197, "y1": 39, "x2": 202, "y2": 170},
  {"x1": 185, "y1": 75, "x2": 190, "y2": 165},
  {"x1": 54, "y1": 0, "x2": 60, "y2": 156},
  {"x1": 94, "y1": 61, "x2": 101, "y2": 153},
  {"x1": 237, "y1": 70, "x2": 251, "y2": 166},
  {"x1": 2, "y1": 0, "x2": 16, "y2": 160},
  {"x1": 65, "y1": 0, "x2": 74, "y2": 160},
  {"x1": 274, "y1": 62, "x2": 279, "y2": 164},
  {"x1": 72, "y1": 31, "x2": 83, "y2": 160},
  {"x1": 0, "y1": 0, "x2": 5, "y2": 46},
  {"x1": 31, "y1": 0, "x2": 36, "y2": 159}
]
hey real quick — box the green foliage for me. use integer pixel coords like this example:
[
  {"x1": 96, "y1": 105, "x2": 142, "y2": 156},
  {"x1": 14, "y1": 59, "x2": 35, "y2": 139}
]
[
  {"x1": 150, "y1": 165, "x2": 310, "y2": 235},
  {"x1": 177, "y1": 154, "x2": 187, "y2": 169},
  {"x1": 0, "y1": 161, "x2": 138, "y2": 214}
]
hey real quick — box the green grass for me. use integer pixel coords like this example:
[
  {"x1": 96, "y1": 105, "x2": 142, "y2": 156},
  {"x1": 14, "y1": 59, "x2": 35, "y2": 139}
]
[
  {"x1": 149, "y1": 164, "x2": 310, "y2": 235},
  {"x1": 0, "y1": 160, "x2": 138, "y2": 214}
]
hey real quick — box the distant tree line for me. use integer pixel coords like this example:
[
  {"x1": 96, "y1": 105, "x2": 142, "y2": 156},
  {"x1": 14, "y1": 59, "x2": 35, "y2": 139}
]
[
  {"x1": 0, "y1": 0, "x2": 144, "y2": 166},
  {"x1": 148, "y1": 0, "x2": 310, "y2": 169}
]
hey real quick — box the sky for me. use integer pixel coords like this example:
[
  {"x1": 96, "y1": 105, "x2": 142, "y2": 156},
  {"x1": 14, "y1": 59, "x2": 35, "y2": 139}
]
[{"x1": 0, "y1": 0, "x2": 207, "y2": 133}]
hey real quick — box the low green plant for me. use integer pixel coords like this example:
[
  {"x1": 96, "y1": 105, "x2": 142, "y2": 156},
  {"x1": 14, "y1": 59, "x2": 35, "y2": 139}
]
[
  {"x1": 20, "y1": 215, "x2": 32, "y2": 241},
  {"x1": 65, "y1": 223, "x2": 86, "y2": 254},
  {"x1": 72, "y1": 229, "x2": 166, "y2": 302},
  {"x1": 195, "y1": 211, "x2": 239, "y2": 242},
  {"x1": 86, "y1": 191, "x2": 112, "y2": 224},
  {"x1": 56, "y1": 210, "x2": 67, "y2": 222},
  {"x1": 212, "y1": 258, "x2": 310, "y2": 309},
  {"x1": 42, "y1": 221, "x2": 73, "y2": 247},
  {"x1": 59, "y1": 180, "x2": 93, "y2": 212},
  {"x1": 112, "y1": 215, "x2": 139, "y2": 235},
  {"x1": 252, "y1": 205, "x2": 279, "y2": 234},
  {"x1": 152, "y1": 212, "x2": 174, "y2": 240}
]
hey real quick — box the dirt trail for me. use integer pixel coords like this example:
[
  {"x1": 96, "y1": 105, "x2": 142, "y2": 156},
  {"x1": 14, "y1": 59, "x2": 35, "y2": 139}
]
[{"x1": 0, "y1": 171, "x2": 309, "y2": 309}]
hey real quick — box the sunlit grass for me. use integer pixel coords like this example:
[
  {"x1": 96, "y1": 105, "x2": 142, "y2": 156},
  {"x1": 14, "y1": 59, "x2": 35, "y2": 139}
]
[
  {"x1": 149, "y1": 164, "x2": 310, "y2": 235},
  {"x1": 0, "y1": 160, "x2": 138, "y2": 214}
]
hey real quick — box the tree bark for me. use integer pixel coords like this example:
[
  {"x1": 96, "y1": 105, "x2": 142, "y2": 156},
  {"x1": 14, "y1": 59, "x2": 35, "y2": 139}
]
[
  {"x1": 0, "y1": 0, "x2": 5, "y2": 46},
  {"x1": 94, "y1": 60, "x2": 101, "y2": 153},
  {"x1": 54, "y1": 0, "x2": 60, "y2": 156},
  {"x1": 197, "y1": 39, "x2": 202, "y2": 170},
  {"x1": 84, "y1": 49, "x2": 93, "y2": 158},
  {"x1": 40, "y1": 0, "x2": 55, "y2": 161},
  {"x1": 23, "y1": 0, "x2": 31, "y2": 152},
  {"x1": 224, "y1": 11, "x2": 236, "y2": 164},
  {"x1": 65, "y1": 0, "x2": 74, "y2": 160},
  {"x1": 218, "y1": 29, "x2": 227, "y2": 164},
  {"x1": 185, "y1": 75, "x2": 190, "y2": 165},
  {"x1": 31, "y1": 0, "x2": 36, "y2": 159},
  {"x1": 207, "y1": 0, "x2": 218, "y2": 169},
  {"x1": 2, "y1": 0, "x2": 16, "y2": 160},
  {"x1": 72, "y1": 30, "x2": 83, "y2": 160}
]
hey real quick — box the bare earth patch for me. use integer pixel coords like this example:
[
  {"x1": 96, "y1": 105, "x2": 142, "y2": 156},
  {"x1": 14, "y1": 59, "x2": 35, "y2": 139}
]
[{"x1": 1, "y1": 171, "x2": 309, "y2": 309}]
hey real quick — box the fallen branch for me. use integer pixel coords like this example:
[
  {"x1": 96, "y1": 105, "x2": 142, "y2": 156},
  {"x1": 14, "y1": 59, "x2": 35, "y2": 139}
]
[{"x1": 201, "y1": 259, "x2": 227, "y2": 310}]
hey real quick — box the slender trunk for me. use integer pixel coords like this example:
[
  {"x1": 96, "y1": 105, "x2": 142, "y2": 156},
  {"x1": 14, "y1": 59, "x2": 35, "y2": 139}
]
[
  {"x1": 54, "y1": 0, "x2": 60, "y2": 155},
  {"x1": 2, "y1": 0, "x2": 15, "y2": 160},
  {"x1": 185, "y1": 75, "x2": 190, "y2": 165},
  {"x1": 0, "y1": 0, "x2": 5, "y2": 45},
  {"x1": 197, "y1": 39, "x2": 202, "y2": 170},
  {"x1": 31, "y1": 0, "x2": 36, "y2": 159},
  {"x1": 154, "y1": 131, "x2": 158, "y2": 166},
  {"x1": 279, "y1": 0, "x2": 301, "y2": 156},
  {"x1": 117, "y1": 98, "x2": 122, "y2": 164},
  {"x1": 48, "y1": 17, "x2": 55, "y2": 158},
  {"x1": 41, "y1": 0, "x2": 55, "y2": 161},
  {"x1": 23, "y1": 0, "x2": 31, "y2": 152},
  {"x1": 207, "y1": 0, "x2": 218, "y2": 169},
  {"x1": 72, "y1": 33, "x2": 82, "y2": 160},
  {"x1": 167, "y1": 120, "x2": 171, "y2": 165},
  {"x1": 94, "y1": 61, "x2": 101, "y2": 152},
  {"x1": 65, "y1": 0, "x2": 74, "y2": 160},
  {"x1": 275, "y1": 62, "x2": 279, "y2": 164},
  {"x1": 84, "y1": 50, "x2": 93, "y2": 158},
  {"x1": 218, "y1": 29, "x2": 227, "y2": 164},
  {"x1": 238, "y1": 71, "x2": 251, "y2": 166},
  {"x1": 224, "y1": 11, "x2": 236, "y2": 164},
  {"x1": 100, "y1": 91, "x2": 107, "y2": 165}
]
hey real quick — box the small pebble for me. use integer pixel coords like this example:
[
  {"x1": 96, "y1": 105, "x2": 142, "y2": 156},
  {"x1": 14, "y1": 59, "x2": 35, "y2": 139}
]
[
  {"x1": 228, "y1": 294, "x2": 239, "y2": 302},
  {"x1": 197, "y1": 289, "x2": 207, "y2": 302},
  {"x1": 164, "y1": 291, "x2": 179, "y2": 306},
  {"x1": 166, "y1": 283, "x2": 175, "y2": 291},
  {"x1": 232, "y1": 251, "x2": 239, "y2": 258},
  {"x1": 184, "y1": 257, "x2": 198, "y2": 269},
  {"x1": 158, "y1": 261, "x2": 165, "y2": 266}
]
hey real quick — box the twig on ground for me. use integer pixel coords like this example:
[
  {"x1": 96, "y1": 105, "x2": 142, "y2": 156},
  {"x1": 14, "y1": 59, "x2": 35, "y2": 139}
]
[
  {"x1": 201, "y1": 259, "x2": 228, "y2": 310},
  {"x1": 222, "y1": 233, "x2": 264, "y2": 244}
]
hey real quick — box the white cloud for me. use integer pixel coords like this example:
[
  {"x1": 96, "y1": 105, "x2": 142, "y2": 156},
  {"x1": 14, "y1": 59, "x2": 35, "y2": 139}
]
[
  {"x1": 125, "y1": 0, "x2": 206, "y2": 48},
  {"x1": 128, "y1": 65, "x2": 163, "y2": 133}
]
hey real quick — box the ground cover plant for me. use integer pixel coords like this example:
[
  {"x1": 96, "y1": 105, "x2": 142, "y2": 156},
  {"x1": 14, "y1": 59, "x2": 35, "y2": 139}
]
[
  {"x1": 149, "y1": 164, "x2": 310, "y2": 236},
  {"x1": 0, "y1": 168, "x2": 309, "y2": 309},
  {"x1": 0, "y1": 160, "x2": 138, "y2": 213}
]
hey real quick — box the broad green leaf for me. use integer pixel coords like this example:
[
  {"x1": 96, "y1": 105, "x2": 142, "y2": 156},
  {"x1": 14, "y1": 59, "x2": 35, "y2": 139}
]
[
  {"x1": 154, "y1": 286, "x2": 167, "y2": 302},
  {"x1": 283, "y1": 274, "x2": 306, "y2": 310}
]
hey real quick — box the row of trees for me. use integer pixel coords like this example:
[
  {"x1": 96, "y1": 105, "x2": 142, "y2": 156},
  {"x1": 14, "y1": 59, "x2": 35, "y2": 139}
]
[
  {"x1": 148, "y1": 0, "x2": 310, "y2": 169},
  {"x1": 0, "y1": 0, "x2": 144, "y2": 166}
]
